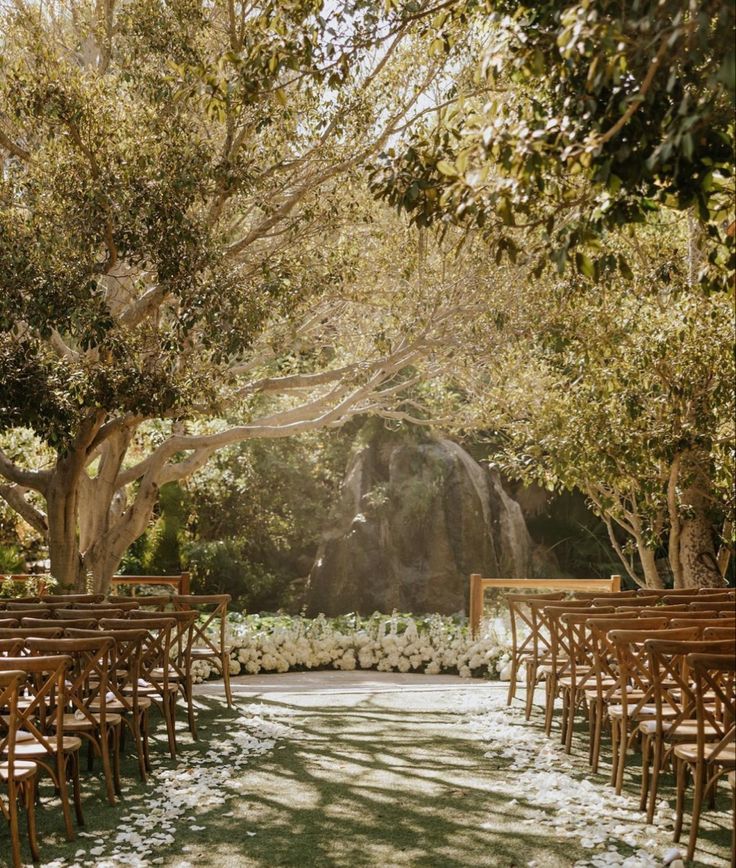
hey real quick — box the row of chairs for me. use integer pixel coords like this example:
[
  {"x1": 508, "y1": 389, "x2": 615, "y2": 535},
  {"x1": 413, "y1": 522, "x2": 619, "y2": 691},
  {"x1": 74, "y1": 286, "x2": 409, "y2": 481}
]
[
  {"x1": 0, "y1": 592, "x2": 232, "y2": 866},
  {"x1": 504, "y1": 585, "x2": 736, "y2": 865}
]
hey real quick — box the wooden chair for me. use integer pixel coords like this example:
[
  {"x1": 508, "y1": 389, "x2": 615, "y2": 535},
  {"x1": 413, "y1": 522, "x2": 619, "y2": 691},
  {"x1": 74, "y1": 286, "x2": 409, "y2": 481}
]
[
  {"x1": 703, "y1": 625, "x2": 736, "y2": 640},
  {"x1": 99, "y1": 617, "x2": 179, "y2": 757},
  {"x1": 586, "y1": 616, "x2": 669, "y2": 773},
  {"x1": 504, "y1": 592, "x2": 565, "y2": 706},
  {"x1": 174, "y1": 595, "x2": 233, "y2": 707},
  {"x1": 25, "y1": 636, "x2": 121, "y2": 805},
  {"x1": 677, "y1": 652, "x2": 736, "y2": 863},
  {"x1": 642, "y1": 636, "x2": 736, "y2": 823},
  {"x1": 0, "y1": 654, "x2": 81, "y2": 840},
  {"x1": 607, "y1": 626, "x2": 701, "y2": 794},
  {"x1": 0, "y1": 669, "x2": 39, "y2": 868},
  {"x1": 67, "y1": 627, "x2": 151, "y2": 783}
]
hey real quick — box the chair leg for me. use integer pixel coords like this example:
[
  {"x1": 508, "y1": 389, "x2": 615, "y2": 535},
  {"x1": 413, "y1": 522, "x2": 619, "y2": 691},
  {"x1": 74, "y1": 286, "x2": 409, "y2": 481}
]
[
  {"x1": 592, "y1": 702, "x2": 604, "y2": 774},
  {"x1": 674, "y1": 758, "x2": 687, "y2": 843},
  {"x1": 506, "y1": 656, "x2": 518, "y2": 706},
  {"x1": 100, "y1": 726, "x2": 116, "y2": 806},
  {"x1": 524, "y1": 663, "x2": 535, "y2": 720},
  {"x1": 112, "y1": 724, "x2": 122, "y2": 797},
  {"x1": 615, "y1": 725, "x2": 628, "y2": 794},
  {"x1": 162, "y1": 694, "x2": 177, "y2": 757},
  {"x1": 70, "y1": 753, "x2": 84, "y2": 827},
  {"x1": 57, "y1": 754, "x2": 75, "y2": 840},
  {"x1": 610, "y1": 718, "x2": 620, "y2": 787},
  {"x1": 686, "y1": 761, "x2": 706, "y2": 863},
  {"x1": 25, "y1": 777, "x2": 40, "y2": 863},
  {"x1": 222, "y1": 651, "x2": 233, "y2": 707},
  {"x1": 647, "y1": 740, "x2": 663, "y2": 824},
  {"x1": 564, "y1": 690, "x2": 576, "y2": 754},
  {"x1": 543, "y1": 675, "x2": 555, "y2": 736},
  {"x1": 8, "y1": 778, "x2": 22, "y2": 868},
  {"x1": 640, "y1": 734, "x2": 651, "y2": 812},
  {"x1": 184, "y1": 680, "x2": 198, "y2": 740}
]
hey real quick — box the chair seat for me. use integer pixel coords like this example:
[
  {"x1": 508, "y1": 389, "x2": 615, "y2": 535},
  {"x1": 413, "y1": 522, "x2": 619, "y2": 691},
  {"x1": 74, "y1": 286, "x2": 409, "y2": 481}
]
[
  {"x1": 609, "y1": 704, "x2": 678, "y2": 720},
  {"x1": 673, "y1": 742, "x2": 736, "y2": 765},
  {"x1": 191, "y1": 647, "x2": 230, "y2": 658},
  {"x1": 13, "y1": 735, "x2": 82, "y2": 756},
  {"x1": 0, "y1": 760, "x2": 37, "y2": 781},
  {"x1": 90, "y1": 696, "x2": 152, "y2": 712},
  {"x1": 55, "y1": 712, "x2": 123, "y2": 730},
  {"x1": 638, "y1": 719, "x2": 721, "y2": 739},
  {"x1": 150, "y1": 667, "x2": 184, "y2": 680}
]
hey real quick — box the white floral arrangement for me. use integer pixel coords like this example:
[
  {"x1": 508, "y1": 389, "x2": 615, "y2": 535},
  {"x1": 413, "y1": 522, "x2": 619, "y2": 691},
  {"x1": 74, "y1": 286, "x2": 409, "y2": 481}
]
[{"x1": 190, "y1": 611, "x2": 513, "y2": 683}]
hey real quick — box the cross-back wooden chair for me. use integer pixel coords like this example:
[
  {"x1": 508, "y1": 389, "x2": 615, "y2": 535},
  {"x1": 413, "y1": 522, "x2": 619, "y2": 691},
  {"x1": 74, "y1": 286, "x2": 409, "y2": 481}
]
[
  {"x1": 174, "y1": 594, "x2": 233, "y2": 707},
  {"x1": 516, "y1": 597, "x2": 592, "y2": 721},
  {"x1": 556, "y1": 609, "x2": 644, "y2": 753},
  {"x1": 678, "y1": 652, "x2": 736, "y2": 864},
  {"x1": 543, "y1": 604, "x2": 615, "y2": 738},
  {"x1": 642, "y1": 636, "x2": 736, "y2": 824},
  {"x1": 504, "y1": 592, "x2": 565, "y2": 706},
  {"x1": 0, "y1": 669, "x2": 39, "y2": 868},
  {"x1": 25, "y1": 636, "x2": 121, "y2": 806},
  {"x1": 67, "y1": 627, "x2": 151, "y2": 783},
  {"x1": 99, "y1": 617, "x2": 179, "y2": 757},
  {"x1": 0, "y1": 654, "x2": 81, "y2": 840},
  {"x1": 586, "y1": 616, "x2": 669, "y2": 772},
  {"x1": 607, "y1": 626, "x2": 701, "y2": 794},
  {"x1": 128, "y1": 609, "x2": 198, "y2": 736}
]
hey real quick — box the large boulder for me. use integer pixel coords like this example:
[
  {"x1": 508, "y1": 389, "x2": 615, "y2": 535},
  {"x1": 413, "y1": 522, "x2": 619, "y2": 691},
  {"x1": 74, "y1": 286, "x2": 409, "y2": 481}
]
[{"x1": 306, "y1": 435, "x2": 533, "y2": 615}]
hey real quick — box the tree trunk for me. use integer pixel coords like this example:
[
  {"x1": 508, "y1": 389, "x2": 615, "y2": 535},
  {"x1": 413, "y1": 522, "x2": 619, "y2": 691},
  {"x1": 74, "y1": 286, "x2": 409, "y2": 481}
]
[
  {"x1": 678, "y1": 450, "x2": 725, "y2": 588},
  {"x1": 46, "y1": 467, "x2": 85, "y2": 590},
  {"x1": 637, "y1": 542, "x2": 664, "y2": 589}
]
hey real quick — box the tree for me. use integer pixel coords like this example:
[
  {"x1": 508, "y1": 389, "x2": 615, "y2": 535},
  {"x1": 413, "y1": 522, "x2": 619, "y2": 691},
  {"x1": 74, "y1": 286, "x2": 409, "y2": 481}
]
[
  {"x1": 371, "y1": 1, "x2": 735, "y2": 290},
  {"x1": 0, "y1": 0, "x2": 481, "y2": 590},
  {"x1": 461, "y1": 243, "x2": 735, "y2": 588}
]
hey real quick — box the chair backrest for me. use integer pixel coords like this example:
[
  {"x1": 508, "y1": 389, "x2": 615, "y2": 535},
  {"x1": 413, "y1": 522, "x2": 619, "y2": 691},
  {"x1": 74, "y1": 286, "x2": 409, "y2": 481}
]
[
  {"x1": 72, "y1": 600, "x2": 140, "y2": 611},
  {"x1": 99, "y1": 617, "x2": 176, "y2": 686},
  {"x1": 689, "y1": 600, "x2": 736, "y2": 613},
  {"x1": 108, "y1": 594, "x2": 172, "y2": 611},
  {"x1": 608, "y1": 626, "x2": 701, "y2": 720},
  {"x1": 504, "y1": 592, "x2": 565, "y2": 667},
  {"x1": 21, "y1": 617, "x2": 98, "y2": 630},
  {"x1": 573, "y1": 590, "x2": 638, "y2": 601},
  {"x1": 66, "y1": 627, "x2": 147, "y2": 712},
  {"x1": 702, "y1": 625, "x2": 736, "y2": 640},
  {"x1": 646, "y1": 637, "x2": 736, "y2": 740},
  {"x1": 41, "y1": 594, "x2": 105, "y2": 604},
  {"x1": 0, "y1": 654, "x2": 71, "y2": 752},
  {"x1": 687, "y1": 651, "x2": 736, "y2": 766},
  {"x1": 53, "y1": 608, "x2": 125, "y2": 620},
  {"x1": 0, "y1": 670, "x2": 27, "y2": 782},
  {"x1": 6, "y1": 601, "x2": 68, "y2": 611},
  {"x1": 615, "y1": 604, "x2": 688, "y2": 614},
  {"x1": 587, "y1": 616, "x2": 669, "y2": 692},
  {"x1": 0, "y1": 618, "x2": 19, "y2": 628},
  {"x1": 665, "y1": 593, "x2": 734, "y2": 605},
  {"x1": 0, "y1": 638, "x2": 24, "y2": 655},
  {"x1": 174, "y1": 594, "x2": 231, "y2": 659},
  {"x1": 0, "y1": 607, "x2": 51, "y2": 619},
  {"x1": 25, "y1": 636, "x2": 116, "y2": 727},
  {"x1": 0, "y1": 626, "x2": 65, "y2": 640}
]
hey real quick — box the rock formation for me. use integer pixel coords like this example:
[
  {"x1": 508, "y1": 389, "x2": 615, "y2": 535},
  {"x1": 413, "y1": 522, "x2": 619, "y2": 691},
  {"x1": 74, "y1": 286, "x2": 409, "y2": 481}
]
[{"x1": 306, "y1": 434, "x2": 533, "y2": 615}]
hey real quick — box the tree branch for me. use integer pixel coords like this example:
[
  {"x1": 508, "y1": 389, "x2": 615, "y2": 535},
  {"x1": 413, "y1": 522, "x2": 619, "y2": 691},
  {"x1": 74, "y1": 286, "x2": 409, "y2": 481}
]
[{"x1": 0, "y1": 484, "x2": 48, "y2": 535}]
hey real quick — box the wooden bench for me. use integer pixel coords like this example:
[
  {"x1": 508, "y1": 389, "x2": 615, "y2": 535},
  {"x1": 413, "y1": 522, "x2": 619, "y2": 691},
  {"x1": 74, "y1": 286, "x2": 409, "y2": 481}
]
[{"x1": 468, "y1": 573, "x2": 622, "y2": 637}]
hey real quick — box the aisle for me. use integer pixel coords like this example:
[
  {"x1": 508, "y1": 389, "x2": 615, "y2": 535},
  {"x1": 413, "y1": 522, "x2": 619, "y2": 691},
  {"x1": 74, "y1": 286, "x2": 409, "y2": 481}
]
[{"x1": 190, "y1": 673, "x2": 587, "y2": 867}]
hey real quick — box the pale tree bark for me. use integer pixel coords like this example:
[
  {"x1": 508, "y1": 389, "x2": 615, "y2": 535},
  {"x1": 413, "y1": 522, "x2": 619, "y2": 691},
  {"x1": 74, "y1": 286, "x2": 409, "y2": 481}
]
[{"x1": 677, "y1": 448, "x2": 725, "y2": 588}]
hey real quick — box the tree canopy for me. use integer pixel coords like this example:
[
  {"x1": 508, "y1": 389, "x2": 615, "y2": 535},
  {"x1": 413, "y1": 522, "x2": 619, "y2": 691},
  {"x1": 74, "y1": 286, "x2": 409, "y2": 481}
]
[{"x1": 371, "y1": 0, "x2": 735, "y2": 289}]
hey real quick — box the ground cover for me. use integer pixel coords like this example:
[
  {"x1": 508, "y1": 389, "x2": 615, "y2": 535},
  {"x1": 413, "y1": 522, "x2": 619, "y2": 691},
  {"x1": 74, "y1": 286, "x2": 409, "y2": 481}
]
[{"x1": 19, "y1": 673, "x2": 731, "y2": 868}]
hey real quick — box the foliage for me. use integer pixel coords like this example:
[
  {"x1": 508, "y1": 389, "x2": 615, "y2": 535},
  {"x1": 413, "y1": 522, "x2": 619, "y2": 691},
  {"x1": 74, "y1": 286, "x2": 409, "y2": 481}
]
[
  {"x1": 461, "y1": 259, "x2": 735, "y2": 585},
  {"x1": 0, "y1": 0, "x2": 484, "y2": 588},
  {"x1": 371, "y1": 1, "x2": 735, "y2": 289}
]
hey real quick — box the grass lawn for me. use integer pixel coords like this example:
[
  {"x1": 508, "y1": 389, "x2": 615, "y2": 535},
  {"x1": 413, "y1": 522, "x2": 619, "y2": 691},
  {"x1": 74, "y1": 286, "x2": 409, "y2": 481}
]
[{"x1": 13, "y1": 673, "x2": 732, "y2": 868}]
